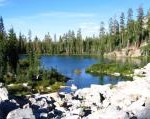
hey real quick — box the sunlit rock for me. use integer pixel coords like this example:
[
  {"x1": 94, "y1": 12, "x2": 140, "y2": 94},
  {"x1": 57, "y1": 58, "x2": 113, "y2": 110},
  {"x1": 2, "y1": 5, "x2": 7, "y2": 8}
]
[
  {"x1": 0, "y1": 83, "x2": 8, "y2": 101},
  {"x1": 113, "y1": 72, "x2": 121, "y2": 76},
  {"x1": 7, "y1": 108, "x2": 35, "y2": 119}
]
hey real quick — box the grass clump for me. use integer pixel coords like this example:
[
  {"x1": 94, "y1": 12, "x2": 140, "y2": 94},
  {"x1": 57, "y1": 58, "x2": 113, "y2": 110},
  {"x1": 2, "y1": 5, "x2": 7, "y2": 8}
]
[
  {"x1": 74, "y1": 69, "x2": 82, "y2": 75},
  {"x1": 86, "y1": 61, "x2": 139, "y2": 77}
]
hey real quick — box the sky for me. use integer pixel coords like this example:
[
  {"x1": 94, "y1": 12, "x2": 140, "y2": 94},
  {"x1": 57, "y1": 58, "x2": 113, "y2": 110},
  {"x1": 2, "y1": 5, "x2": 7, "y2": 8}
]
[{"x1": 0, "y1": 0, "x2": 150, "y2": 40}]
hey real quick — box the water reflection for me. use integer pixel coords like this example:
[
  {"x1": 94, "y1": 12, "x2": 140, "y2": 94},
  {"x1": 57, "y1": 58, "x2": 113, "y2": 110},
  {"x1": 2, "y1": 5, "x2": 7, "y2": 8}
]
[{"x1": 40, "y1": 55, "x2": 150, "y2": 93}]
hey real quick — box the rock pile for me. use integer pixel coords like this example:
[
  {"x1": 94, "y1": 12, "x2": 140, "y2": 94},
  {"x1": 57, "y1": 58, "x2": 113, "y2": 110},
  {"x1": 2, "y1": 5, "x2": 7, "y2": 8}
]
[{"x1": 1, "y1": 63, "x2": 150, "y2": 119}]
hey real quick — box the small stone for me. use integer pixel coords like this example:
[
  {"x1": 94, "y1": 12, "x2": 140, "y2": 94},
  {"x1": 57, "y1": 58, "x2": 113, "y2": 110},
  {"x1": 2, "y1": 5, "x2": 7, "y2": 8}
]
[
  {"x1": 40, "y1": 113, "x2": 48, "y2": 118},
  {"x1": 29, "y1": 98, "x2": 36, "y2": 104},
  {"x1": 113, "y1": 72, "x2": 121, "y2": 76},
  {"x1": 0, "y1": 83, "x2": 3, "y2": 87},
  {"x1": 23, "y1": 103, "x2": 30, "y2": 109},
  {"x1": 70, "y1": 108, "x2": 83, "y2": 116}
]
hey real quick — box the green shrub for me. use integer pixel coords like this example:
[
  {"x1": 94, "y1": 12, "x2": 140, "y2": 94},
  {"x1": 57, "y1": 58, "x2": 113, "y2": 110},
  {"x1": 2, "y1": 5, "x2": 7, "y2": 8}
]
[
  {"x1": 86, "y1": 61, "x2": 140, "y2": 77},
  {"x1": 7, "y1": 58, "x2": 68, "y2": 96},
  {"x1": 74, "y1": 69, "x2": 82, "y2": 74},
  {"x1": 51, "y1": 82, "x2": 64, "y2": 92},
  {"x1": 7, "y1": 84, "x2": 30, "y2": 96},
  {"x1": 19, "y1": 59, "x2": 30, "y2": 68}
]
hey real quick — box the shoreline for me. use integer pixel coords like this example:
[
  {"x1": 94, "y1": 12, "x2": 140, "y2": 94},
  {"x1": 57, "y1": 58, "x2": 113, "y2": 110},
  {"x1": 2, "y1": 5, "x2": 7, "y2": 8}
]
[
  {"x1": 20, "y1": 53, "x2": 150, "y2": 58},
  {"x1": 0, "y1": 63, "x2": 150, "y2": 118}
]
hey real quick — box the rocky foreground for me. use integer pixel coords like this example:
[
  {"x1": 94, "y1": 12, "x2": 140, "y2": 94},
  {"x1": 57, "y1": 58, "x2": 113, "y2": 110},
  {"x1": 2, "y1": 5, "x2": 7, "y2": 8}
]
[{"x1": 1, "y1": 64, "x2": 150, "y2": 119}]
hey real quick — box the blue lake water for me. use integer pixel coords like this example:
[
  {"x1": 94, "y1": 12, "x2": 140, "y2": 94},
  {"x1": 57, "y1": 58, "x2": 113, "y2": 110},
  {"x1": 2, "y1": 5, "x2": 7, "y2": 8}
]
[{"x1": 40, "y1": 55, "x2": 127, "y2": 92}]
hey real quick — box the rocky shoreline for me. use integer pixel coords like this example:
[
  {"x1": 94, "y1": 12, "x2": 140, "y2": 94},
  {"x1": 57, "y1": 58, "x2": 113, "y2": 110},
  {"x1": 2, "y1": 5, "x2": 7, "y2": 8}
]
[{"x1": 1, "y1": 63, "x2": 150, "y2": 119}]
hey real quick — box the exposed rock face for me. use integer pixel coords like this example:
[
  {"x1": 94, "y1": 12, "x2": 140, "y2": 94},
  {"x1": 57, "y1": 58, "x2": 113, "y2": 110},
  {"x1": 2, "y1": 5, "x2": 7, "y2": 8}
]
[
  {"x1": 2, "y1": 63, "x2": 150, "y2": 119},
  {"x1": 105, "y1": 48, "x2": 142, "y2": 57},
  {"x1": 105, "y1": 42, "x2": 149, "y2": 58}
]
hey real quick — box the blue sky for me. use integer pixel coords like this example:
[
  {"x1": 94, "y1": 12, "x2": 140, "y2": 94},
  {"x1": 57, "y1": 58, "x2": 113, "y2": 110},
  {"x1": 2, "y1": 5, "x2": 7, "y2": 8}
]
[{"x1": 0, "y1": 0, "x2": 150, "y2": 39}]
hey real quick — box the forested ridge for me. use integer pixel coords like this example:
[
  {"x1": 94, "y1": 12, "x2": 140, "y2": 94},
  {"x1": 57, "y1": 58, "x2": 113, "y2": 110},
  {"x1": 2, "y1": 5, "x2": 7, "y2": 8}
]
[
  {"x1": 16, "y1": 6, "x2": 150, "y2": 56},
  {"x1": 0, "y1": 6, "x2": 150, "y2": 81}
]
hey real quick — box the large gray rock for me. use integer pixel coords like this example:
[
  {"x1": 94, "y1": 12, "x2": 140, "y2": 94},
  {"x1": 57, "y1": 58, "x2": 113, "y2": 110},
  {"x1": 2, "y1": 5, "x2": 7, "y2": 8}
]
[
  {"x1": 70, "y1": 108, "x2": 83, "y2": 116},
  {"x1": 7, "y1": 108, "x2": 35, "y2": 119},
  {"x1": 0, "y1": 83, "x2": 10, "y2": 119},
  {"x1": 86, "y1": 105, "x2": 128, "y2": 119},
  {"x1": 29, "y1": 97, "x2": 36, "y2": 104},
  {"x1": 145, "y1": 97, "x2": 150, "y2": 107},
  {"x1": 86, "y1": 110, "x2": 129, "y2": 119},
  {"x1": 40, "y1": 113, "x2": 48, "y2": 118},
  {"x1": 0, "y1": 83, "x2": 8, "y2": 101},
  {"x1": 68, "y1": 100, "x2": 81, "y2": 109},
  {"x1": 135, "y1": 107, "x2": 150, "y2": 119},
  {"x1": 36, "y1": 98, "x2": 48, "y2": 108}
]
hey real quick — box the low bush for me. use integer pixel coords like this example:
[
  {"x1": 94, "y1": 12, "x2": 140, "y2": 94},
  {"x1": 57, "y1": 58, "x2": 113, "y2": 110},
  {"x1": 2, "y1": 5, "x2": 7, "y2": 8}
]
[{"x1": 86, "y1": 61, "x2": 140, "y2": 77}]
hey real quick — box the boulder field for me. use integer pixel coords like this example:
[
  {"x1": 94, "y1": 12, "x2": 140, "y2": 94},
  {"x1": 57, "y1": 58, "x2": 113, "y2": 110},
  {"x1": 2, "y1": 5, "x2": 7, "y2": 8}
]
[{"x1": 1, "y1": 63, "x2": 150, "y2": 119}]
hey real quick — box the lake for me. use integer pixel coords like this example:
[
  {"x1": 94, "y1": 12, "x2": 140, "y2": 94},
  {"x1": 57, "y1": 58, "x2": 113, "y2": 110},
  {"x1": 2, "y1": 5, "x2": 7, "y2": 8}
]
[{"x1": 40, "y1": 55, "x2": 148, "y2": 93}]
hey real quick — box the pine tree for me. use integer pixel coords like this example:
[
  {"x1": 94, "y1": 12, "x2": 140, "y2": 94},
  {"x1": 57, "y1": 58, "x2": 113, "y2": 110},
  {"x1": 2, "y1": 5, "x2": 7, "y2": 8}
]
[
  {"x1": 58, "y1": 36, "x2": 64, "y2": 54},
  {"x1": 0, "y1": 17, "x2": 5, "y2": 34},
  {"x1": 44, "y1": 32, "x2": 52, "y2": 54},
  {"x1": 77, "y1": 28, "x2": 83, "y2": 54},
  {"x1": 137, "y1": 6, "x2": 144, "y2": 29},
  {"x1": 7, "y1": 28, "x2": 19, "y2": 73},
  {"x1": 127, "y1": 8, "x2": 134, "y2": 47},
  {"x1": 114, "y1": 18, "x2": 119, "y2": 35},
  {"x1": 114, "y1": 18, "x2": 120, "y2": 48},
  {"x1": 27, "y1": 30, "x2": 32, "y2": 53},
  {"x1": 99, "y1": 21, "x2": 105, "y2": 38},
  {"x1": 109, "y1": 18, "x2": 114, "y2": 35},
  {"x1": 18, "y1": 32, "x2": 26, "y2": 54},
  {"x1": 137, "y1": 6, "x2": 144, "y2": 47},
  {"x1": 99, "y1": 21, "x2": 105, "y2": 55},
  {"x1": 0, "y1": 16, "x2": 6, "y2": 81},
  {"x1": 108, "y1": 18, "x2": 114, "y2": 51},
  {"x1": 147, "y1": 9, "x2": 150, "y2": 40},
  {"x1": 127, "y1": 8, "x2": 133, "y2": 25},
  {"x1": 120, "y1": 12, "x2": 125, "y2": 47}
]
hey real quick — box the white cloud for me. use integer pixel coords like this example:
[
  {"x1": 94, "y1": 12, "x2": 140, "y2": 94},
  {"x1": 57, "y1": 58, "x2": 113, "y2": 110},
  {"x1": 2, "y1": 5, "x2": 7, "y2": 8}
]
[
  {"x1": 40, "y1": 12, "x2": 95, "y2": 18},
  {"x1": 79, "y1": 22, "x2": 100, "y2": 37},
  {"x1": 5, "y1": 12, "x2": 97, "y2": 39},
  {"x1": 0, "y1": 0, "x2": 8, "y2": 6},
  {"x1": 0, "y1": 0, "x2": 7, "y2": 2},
  {"x1": 7, "y1": 11, "x2": 95, "y2": 21}
]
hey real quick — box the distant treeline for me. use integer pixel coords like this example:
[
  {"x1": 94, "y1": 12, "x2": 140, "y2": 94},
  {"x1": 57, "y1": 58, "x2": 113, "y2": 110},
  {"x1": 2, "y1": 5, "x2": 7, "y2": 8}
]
[
  {"x1": 14, "y1": 6, "x2": 150, "y2": 56},
  {"x1": 0, "y1": 6, "x2": 150, "y2": 79}
]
